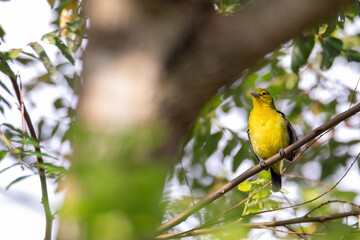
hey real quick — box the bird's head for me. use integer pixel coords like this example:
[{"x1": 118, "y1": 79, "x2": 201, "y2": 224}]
[{"x1": 251, "y1": 88, "x2": 275, "y2": 108}]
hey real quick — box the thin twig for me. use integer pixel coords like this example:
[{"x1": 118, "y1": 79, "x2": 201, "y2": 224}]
[
  {"x1": 284, "y1": 226, "x2": 308, "y2": 240},
  {"x1": 304, "y1": 200, "x2": 360, "y2": 217},
  {"x1": 349, "y1": 78, "x2": 360, "y2": 109},
  {"x1": 17, "y1": 74, "x2": 27, "y2": 148},
  {"x1": 156, "y1": 210, "x2": 360, "y2": 239},
  {"x1": 259, "y1": 225, "x2": 325, "y2": 236}
]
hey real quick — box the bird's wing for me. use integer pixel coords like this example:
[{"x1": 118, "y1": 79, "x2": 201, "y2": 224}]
[
  {"x1": 247, "y1": 128, "x2": 261, "y2": 163},
  {"x1": 277, "y1": 110, "x2": 298, "y2": 161}
]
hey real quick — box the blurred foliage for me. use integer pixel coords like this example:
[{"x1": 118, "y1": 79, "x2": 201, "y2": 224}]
[
  {"x1": 0, "y1": 0, "x2": 85, "y2": 213},
  {"x1": 0, "y1": 0, "x2": 359, "y2": 239},
  {"x1": 162, "y1": 0, "x2": 360, "y2": 239}
]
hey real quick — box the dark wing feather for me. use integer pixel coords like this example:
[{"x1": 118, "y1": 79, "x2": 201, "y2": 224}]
[
  {"x1": 277, "y1": 110, "x2": 298, "y2": 161},
  {"x1": 247, "y1": 128, "x2": 263, "y2": 162}
]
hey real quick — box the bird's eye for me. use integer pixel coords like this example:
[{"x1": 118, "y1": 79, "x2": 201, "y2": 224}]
[{"x1": 262, "y1": 92, "x2": 266, "y2": 95}]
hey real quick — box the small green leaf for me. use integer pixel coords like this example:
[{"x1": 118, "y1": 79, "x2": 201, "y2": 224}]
[
  {"x1": 2, "y1": 123, "x2": 24, "y2": 135},
  {"x1": 264, "y1": 199, "x2": 279, "y2": 210},
  {"x1": 0, "y1": 95, "x2": 11, "y2": 109},
  {"x1": 51, "y1": 122, "x2": 60, "y2": 137},
  {"x1": 203, "y1": 132, "x2": 222, "y2": 158},
  {"x1": 356, "y1": 0, "x2": 360, "y2": 18},
  {"x1": 252, "y1": 189, "x2": 270, "y2": 199},
  {"x1": 0, "y1": 80, "x2": 13, "y2": 96},
  {"x1": 38, "y1": 119, "x2": 45, "y2": 140},
  {"x1": 233, "y1": 141, "x2": 250, "y2": 172},
  {"x1": 30, "y1": 42, "x2": 57, "y2": 79},
  {"x1": 55, "y1": 37, "x2": 75, "y2": 65},
  {"x1": 5, "y1": 48, "x2": 22, "y2": 59},
  {"x1": 346, "y1": 49, "x2": 360, "y2": 62},
  {"x1": 38, "y1": 162, "x2": 67, "y2": 174},
  {"x1": 37, "y1": 73, "x2": 54, "y2": 84},
  {"x1": 291, "y1": 35, "x2": 315, "y2": 73},
  {"x1": 321, "y1": 14, "x2": 338, "y2": 38},
  {"x1": 0, "y1": 63, "x2": 15, "y2": 78},
  {"x1": 238, "y1": 180, "x2": 252, "y2": 192},
  {"x1": 223, "y1": 138, "x2": 238, "y2": 157},
  {"x1": 41, "y1": 30, "x2": 58, "y2": 44},
  {"x1": 0, "y1": 25, "x2": 5, "y2": 42},
  {"x1": 0, "y1": 163, "x2": 19, "y2": 175},
  {"x1": 6, "y1": 174, "x2": 34, "y2": 190},
  {"x1": 23, "y1": 150, "x2": 57, "y2": 160},
  {"x1": 325, "y1": 37, "x2": 343, "y2": 57},
  {"x1": 247, "y1": 202, "x2": 262, "y2": 213},
  {"x1": 0, "y1": 150, "x2": 7, "y2": 161},
  {"x1": 54, "y1": 98, "x2": 64, "y2": 109},
  {"x1": 320, "y1": 37, "x2": 343, "y2": 70}
]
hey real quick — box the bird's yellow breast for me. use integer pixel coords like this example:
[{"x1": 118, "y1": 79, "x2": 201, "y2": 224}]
[{"x1": 248, "y1": 107, "x2": 290, "y2": 160}]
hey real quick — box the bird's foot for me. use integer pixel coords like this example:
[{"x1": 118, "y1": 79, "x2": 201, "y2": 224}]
[
  {"x1": 259, "y1": 160, "x2": 268, "y2": 169},
  {"x1": 279, "y1": 148, "x2": 285, "y2": 157}
]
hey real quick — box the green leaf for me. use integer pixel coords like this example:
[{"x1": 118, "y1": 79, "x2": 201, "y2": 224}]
[
  {"x1": 238, "y1": 180, "x2": 252, "y2": 192},
  {"x1": 30, "y1": 42, "x2": 57, "y2": 79},
  {"x1": 5, "y1": 48, "x2": 22, "y2": 59},
  {"x1": 0, "y1": 150, "x2": 7, "y2": 161},
  {"x1": 0, "y1": 163, "x2": 19, "y2": 175},
  {"x1": 223, "y1": 137, "x2": 238, "y2": 157},
  {"x1": 233, "y1": 141, "x2": 250, "y2": 172},
  {"x1": 38, "y1": 119, "x2": 45, "y2": 139},
  {"x1": 356, "y1": 0, "x2": 360, "y2": 18},
  {"x1": 0, "y1": 95, "x2": 11, "y2": 109},
  {"x1": 37, "y1": 73, "x2": 54, "y2": 84},
  {"x1": 38, "y1": 162, "x2": 67, "y2": 174},
  {"x1": 291, "y1": 35, "x2": 315, "y2": 73},
  {"x1": 321, "y1": 14, "x2": 338, "y2": 38},
  {"x1": 252, "y1": 189, "x2": 270, "y2": 199},
  {"x1": 6, "y1": 174, "x2": 34, "y2": 190},
  {"x1": 2, "y1": 123, "x2": 24, "y2": 135},
  {"x1": 247, "y1": 202, "x2": 262, "y2": 213},
  {"x1": 55, "y1": 37, "x2": 75, "y2": 65},
  {"x1": 203, "y1": 132, "x2": 222, "y2": 158},
  {"x1": 264, "y1": 199, "x2": 279, "y2": 210},
  {"x1": 51, "y1": 122, "x2": 60, "y2": 137},
  {"x1": 0, "y1": 80, "x2": 13, "y2": 96},
  {"x1": 320, "y1": 37, "x2": 343, "y2": 70},
  {"x1": 23, "y1": 150, "x2": 57, "y2": 160},
  {"x1": 0, "y1": 63, "x2": 15, "y2": 78},
  {"x1": 54, "y1": 98, "x2": 64, "y2": 109},
  {"x1": 346, "y1": 49, "x2": 360, "y2": 62},
  {"x1": 41, "y1": 30, "x2": 58, "y2": 44},
  {"x1": 0, "y1": 25, "x2": 5, "y2": 42},
  {"x1": 324, "y1": 37, "x2": 343, "y2": 57}
]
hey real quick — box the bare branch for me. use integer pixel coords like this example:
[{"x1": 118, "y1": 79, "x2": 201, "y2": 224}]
[{"x1": 157, "y1": 210, "x2": 360, "y2": 239}]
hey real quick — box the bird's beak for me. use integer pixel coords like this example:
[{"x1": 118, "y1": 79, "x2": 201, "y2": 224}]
[{"x1": 251, "y1": 92, "x2": 260, "y2": 98}]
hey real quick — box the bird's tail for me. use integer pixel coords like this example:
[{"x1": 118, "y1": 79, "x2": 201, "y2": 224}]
[{"x1": 270, "y1": 167, "x2": 282, "y2": 192}]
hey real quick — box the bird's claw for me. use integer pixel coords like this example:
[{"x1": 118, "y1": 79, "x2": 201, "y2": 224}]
[
  {"x1": 259, "y1": 160, "x2": 267, "y2": 169},
  {"x1": 279, "y1": 148, "x2": 285, "y2": 157}
]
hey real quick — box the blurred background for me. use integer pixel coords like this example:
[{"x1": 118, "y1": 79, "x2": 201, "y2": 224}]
[{"x1": 0, "y1": 0, "x2": 359, "y2": 239}]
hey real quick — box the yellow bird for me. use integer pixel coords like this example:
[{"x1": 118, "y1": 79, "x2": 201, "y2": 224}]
[{"x1": 247, "y1": 88, "x2": 298, "y2": 192}]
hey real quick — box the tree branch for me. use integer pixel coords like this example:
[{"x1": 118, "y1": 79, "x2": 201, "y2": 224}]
[
  {"x1": 157, "y1": 210, "x2": 360, "y2": 239},
  {"x1": 1, "y1": 59, "x2": 53, "y2": 240},
  {"x1": 156, "y1": 103, "x2": 360, "y2": 234}
]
